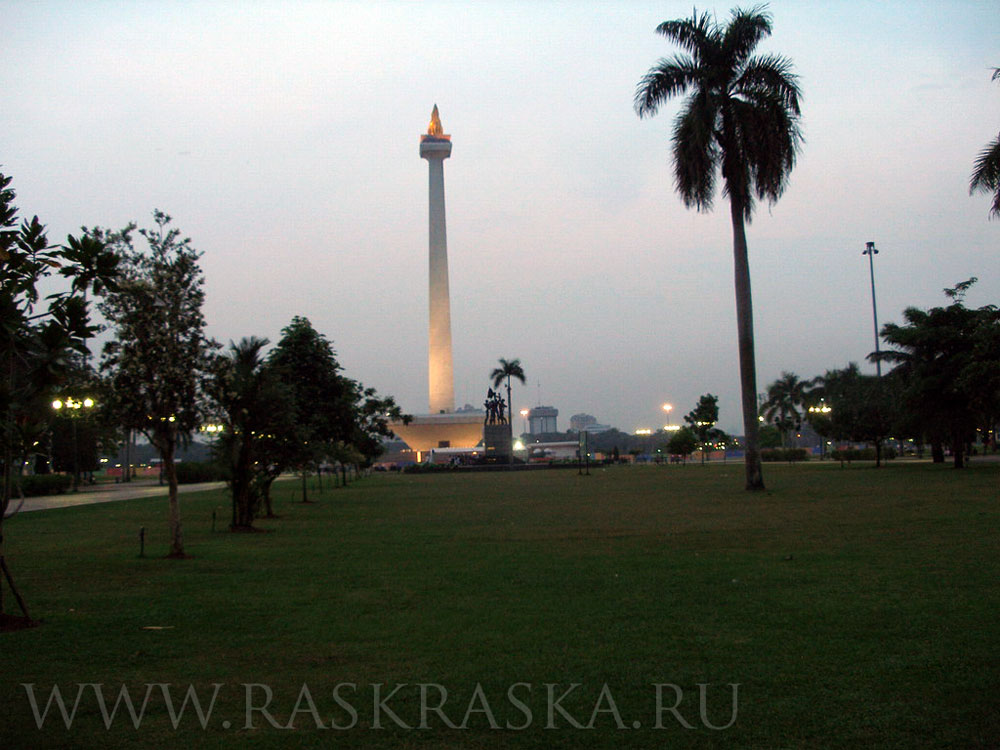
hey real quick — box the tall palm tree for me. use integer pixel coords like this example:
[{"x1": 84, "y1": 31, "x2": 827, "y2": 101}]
[
  {"x1": 635, "y1": 6, "x2": 803, "y2": 490},
  {"x1": 490, "y1": 358, "x2": 526, "y2": 428},
  {"x1": 761, "y1": 371, "x2": 810, "y2": 447},
  {"x1": 970, "y1": 68, "x2": 1000, "y2": 219}
]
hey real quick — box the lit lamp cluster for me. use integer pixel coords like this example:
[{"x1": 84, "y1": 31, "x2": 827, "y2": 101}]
[
  {"x1": 52, "y1": 396, "x2": 95, "y2": 412},
  {"x1": 662, "y1": 403, "x2": 681, "y2": 431},
  {"x1": 51, "y1": 395, "x2": 96, "y2": 491},
  {"x1": 807, "y1": 401, "x2": 833, "y2": 457}
]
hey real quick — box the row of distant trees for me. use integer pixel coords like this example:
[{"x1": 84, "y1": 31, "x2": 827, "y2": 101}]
[
  {"x1": 580, "y1": 277, "x2": 999, "y2": 468},
  {"x1": 95, "y1": 212, "x2": 408, "y2": 552},
  {"x1": 756, "y1": 280, "x2": 999, "y2": 468},
  {"x1": 0, "y1": 171, "x2": 408, "y2": 622}
]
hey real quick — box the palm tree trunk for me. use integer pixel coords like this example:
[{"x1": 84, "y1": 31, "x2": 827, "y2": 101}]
[
  {"x1": 730, "y1": 199, "x2": 765, "y2": 490},
  {"x1": 506, "y1": 379, "x2": 513, "y2": 465}
]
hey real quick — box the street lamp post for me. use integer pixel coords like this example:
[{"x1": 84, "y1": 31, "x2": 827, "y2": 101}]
[
  {"x1": 520, "y1": 409, "x2": 529, "y2": 437},
  {"x1": 807, "y1": 400, "x2": 832, "y2": 459},
  {"x1": 52, "y1": 396, "x2": 96, "y2": 491},
  {"x1": 863, "y1": 241, "x2": 882, "y2": 378}
]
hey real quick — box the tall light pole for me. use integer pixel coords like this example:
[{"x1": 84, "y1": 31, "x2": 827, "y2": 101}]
[
  {"x1": 863, "y1": 241, "x2": 881, "y2": 377},
  {"x1": 808, "y1": 400, "x2": 832, "y2": 459},
  {"x1": 52, "y1": 396, "x2": 95, "y2": 491}
]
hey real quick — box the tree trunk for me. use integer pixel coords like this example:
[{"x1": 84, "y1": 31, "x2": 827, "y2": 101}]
[
  {"x1": 262, "y1": 475, "x2": 277, "y2": 518},
  {"x1": 952, "y1": 430, "x2": 965, "y2": 469},
  {"x1": 931, "y1": 440, "x2": 944, "y2": 463},
  {"x1": 232, "y1": 439, "x2": 254, "y2": 529},
  {"x1": 0, "y1": 553, "x2": 30, "y2": 620},
  {"x1": 730, "y1": 199, "x2": 765, "y2": 490},
  {"x1": 161, "y1": 434, "x2": 185, "y2": 558}
]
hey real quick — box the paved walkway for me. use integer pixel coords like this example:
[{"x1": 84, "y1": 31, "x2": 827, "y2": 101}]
[{"x1": 12, "y1": 480, "x2": 228, "y2": 514}]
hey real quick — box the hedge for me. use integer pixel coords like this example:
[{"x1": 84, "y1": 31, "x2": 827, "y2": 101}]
[
  {"x1": 831, "y1": 447, "x2": 898, "y2": 462},
  {"x1": 174, "y1": 461, "x2": 230, "y2": 484},
  {"x1": 16, "y1": 473, "x2": 74, "y2": 497},
  {"x1": 760, "y1": 448, "x2": 811, "y2": 462}
]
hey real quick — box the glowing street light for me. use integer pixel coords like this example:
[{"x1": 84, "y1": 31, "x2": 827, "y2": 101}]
[
  {"x1": 519, "y1": 408, "x2": 529, "y2": 436},
  {"x1": 808, "y1": 400, "x2": 833, "y2": 458},
  {"x1": 52, "y1": 395, "x2": 96, "y2": 491},
  {"x1": 662, "y1": 402, "x2": 681, "y2": 431}
]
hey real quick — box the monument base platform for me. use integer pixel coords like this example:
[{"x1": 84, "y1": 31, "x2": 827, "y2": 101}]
[
  {"x1": 483, "y1": 423, "x2": 513, "y2": 463},
  {"x1": 390, "y1": 412, "x2": 484, "y2": 458}
]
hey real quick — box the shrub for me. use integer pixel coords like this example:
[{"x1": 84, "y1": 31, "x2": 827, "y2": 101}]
[
  {"x1": 831, "y1": 447, "x2": 897, "y2": 462},
  {"x1": 761, "y1": 448, "x2": 811, "y2": 462},
  {"x1": 16, "y1": 473, "x2": 73, "y2": 497},
  {"x1": 403, "y1": 463, "x2": 453, "y2": 474},
  {"x1": 174, "y1": 460, "x2": 230, "y2": 484}
]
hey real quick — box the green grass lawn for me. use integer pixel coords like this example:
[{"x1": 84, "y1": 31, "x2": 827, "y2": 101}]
[{"x1": 1, "y1": 462, "x2": 998, "y2": 748}]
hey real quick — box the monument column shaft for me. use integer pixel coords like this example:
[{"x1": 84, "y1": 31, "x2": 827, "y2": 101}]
[{"x1": 426, "y1": 155, "x2": 454, "y2": 414}]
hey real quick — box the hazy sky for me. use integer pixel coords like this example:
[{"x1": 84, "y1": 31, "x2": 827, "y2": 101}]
[{"x1": 3, "y1": 1, "x2": 997, "y2": 434}]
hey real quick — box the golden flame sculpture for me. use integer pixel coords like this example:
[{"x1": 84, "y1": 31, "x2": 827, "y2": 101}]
[{"x1": 427, "y1": 104, "x2": 444, "y2": 137}]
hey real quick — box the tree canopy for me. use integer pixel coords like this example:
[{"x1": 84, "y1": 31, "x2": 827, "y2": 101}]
[
  {"x1": 761, "y1": 372, "x2": 813, "y2": 447},
  {"x1": 969, "y1": 68, "x2": 1000, "y2": 218},
  {"x1": 874, "y1": 279, "x2": 1000, "y2": 468},
  {"x1": 0, "y1": 171, "x2": 120, "y2": 620},
  {"x1": 97, "y1": 211, "x2": 217, "y2": 556}
]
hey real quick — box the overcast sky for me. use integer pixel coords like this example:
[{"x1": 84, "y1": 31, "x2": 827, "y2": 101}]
[{"x1": 3, "y1": 0, "x2": 997, "y2": 434}]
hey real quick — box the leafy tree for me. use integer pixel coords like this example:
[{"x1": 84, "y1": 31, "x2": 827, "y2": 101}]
[
  {"x1": 0, "y1": 171, "x2": 119, "y2": 621},
  {"x1": 490, "y1": 358, "x2": 526, "y2": 427},
  {"x1": 874, "y1": 279, "x2": 1000, "y2": 468},
  {"x1": 667, "y1": 426, "x2": 697, "y2": 461},
  {"x1": 346, "y1": 384, "x2": 409, "y2": 468},
  {"x1": 635, "y1": 6, "x2": 803, "y2": 490},
  {"x1": 268, "y1": 317, "x2": 355, "y2": 501},
  {"x1": 757, "y1": 424, "x2": 783, "y2": 449},
  {"x1": 816, "y1": 363, "x2": 896, "y2": 466},
  {"x1": 761, "y1": 372, "x2": 813, "y2": 447},
  {"x1": 684, "y1": 393, "x2": 727, "y2": 463},
  {"x1": 97, "y1": 212, "x2": 217, "y2": 557},
  {"x1": 208, "y1": 337, "x2": 295, "y2": 529},
  {"x1": 970, "y1": 68, "x2": 1000, "y2": 219},
  {"x1": 259, "y1": 318, "x2": 410, "y2": 500}
]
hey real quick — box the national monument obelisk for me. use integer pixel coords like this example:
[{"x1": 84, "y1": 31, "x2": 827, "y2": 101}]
[
  {"x1": 421, "y1": 105, "x2": 454, "y2": 414},
  {"x1": 390, "y1": 105, "x2": 484, "y2": 458}
]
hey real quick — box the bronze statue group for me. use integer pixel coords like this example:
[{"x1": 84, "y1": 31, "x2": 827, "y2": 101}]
[{"x1": 483, "y1": 388, "x2": 508, "y2": 425}]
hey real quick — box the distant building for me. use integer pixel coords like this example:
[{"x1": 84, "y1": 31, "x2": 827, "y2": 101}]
[
  {"x1": 570, "y1": 413, "x2": 597, "y2": 431},
  {"x1": 581, "y1": 423, "x2": 613, "y2": 434},
  {"x1": 527, "y1": 406, "x2": 558, "y2": 435}
]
